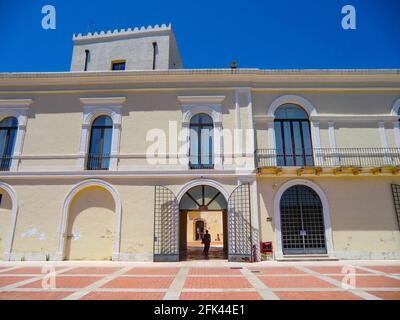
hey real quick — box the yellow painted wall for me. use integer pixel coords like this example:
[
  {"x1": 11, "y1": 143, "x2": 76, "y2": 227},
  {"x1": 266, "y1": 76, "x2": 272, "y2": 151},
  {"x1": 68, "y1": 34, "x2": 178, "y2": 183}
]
[
  {"x1": 335, "y1": 123, "x2": 382, "y2": 148},
  {"x1": 257, "y1": 176, "x2": 400, "y2": 258},
  {"x1": 65, "y1": 186, "x2": 115, "y2": 260},
  {"x1": 0, "y1": 191, "x2": 12, "y2": 260},
  {"x1": 10, "y1": 180, "x2": 74, "y2": 259}
]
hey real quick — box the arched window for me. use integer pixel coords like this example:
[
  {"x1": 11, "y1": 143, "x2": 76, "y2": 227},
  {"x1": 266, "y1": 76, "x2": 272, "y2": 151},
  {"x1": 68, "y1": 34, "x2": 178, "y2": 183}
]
[
  {"x1": 274, "y1": 104, "x2": 313, "y2": 166},
  {"x1": 189, "y1": 114, "x2": 214, "y2": 169},
  {"x1": 87, "y1": 116, "x2": 113, "y2": 170},
  {"x1": 280, "y1": 185, "x2": 326, "y2": 255},
  {"x1": 0, "y1": 117, "x2": 18, "y2": 171}
]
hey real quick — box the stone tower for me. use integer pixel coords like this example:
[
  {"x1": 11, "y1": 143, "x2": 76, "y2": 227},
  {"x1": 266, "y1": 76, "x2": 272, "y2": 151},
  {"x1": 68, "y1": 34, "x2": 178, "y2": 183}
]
[{"x1": 70, "y1": 24, "x2": 183, "y2": 71}]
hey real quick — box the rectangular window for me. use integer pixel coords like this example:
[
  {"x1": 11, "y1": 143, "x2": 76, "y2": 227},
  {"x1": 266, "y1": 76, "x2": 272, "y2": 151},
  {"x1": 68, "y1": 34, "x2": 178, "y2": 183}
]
[{"x1": 111, "y1": 60, "x2": 126, "y2": 71}]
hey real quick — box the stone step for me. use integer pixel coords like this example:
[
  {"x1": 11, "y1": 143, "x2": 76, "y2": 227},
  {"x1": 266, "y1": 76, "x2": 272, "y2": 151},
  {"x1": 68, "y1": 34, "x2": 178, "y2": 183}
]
[{"x1": 276, "y1": 255, "x2": 339, "y2": 262}]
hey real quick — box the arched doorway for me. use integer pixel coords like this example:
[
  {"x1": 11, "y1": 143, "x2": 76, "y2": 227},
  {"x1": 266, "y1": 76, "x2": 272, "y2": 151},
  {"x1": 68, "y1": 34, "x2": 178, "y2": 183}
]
[
  {"x1": 280, "y1": 185, "x2": 327, "y2": 255},
  {"x1": 194, "y1": 219, "x2": 205, "y2": 240},
  {"x1": 179, "y1": 185, "x2": 227, "y2": 260}
]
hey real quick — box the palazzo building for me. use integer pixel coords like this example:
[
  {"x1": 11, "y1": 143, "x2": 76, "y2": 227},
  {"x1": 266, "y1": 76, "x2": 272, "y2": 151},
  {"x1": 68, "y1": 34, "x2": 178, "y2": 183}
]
[{"x1": 0, "y1": 24, "x2": 399, "y2": 262}]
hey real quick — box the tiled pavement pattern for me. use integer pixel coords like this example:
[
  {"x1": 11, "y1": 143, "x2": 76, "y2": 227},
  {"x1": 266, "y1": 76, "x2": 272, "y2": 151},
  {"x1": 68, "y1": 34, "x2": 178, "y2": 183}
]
[{"x1": 0, "y1": 262, "x2": 399, "y2": 300}]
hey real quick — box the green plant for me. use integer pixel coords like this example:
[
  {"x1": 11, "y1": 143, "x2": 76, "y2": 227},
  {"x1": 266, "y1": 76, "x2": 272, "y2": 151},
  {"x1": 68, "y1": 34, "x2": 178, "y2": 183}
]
[{"x1": 45, "y1": 253, "x2": 50, "y2": 261}]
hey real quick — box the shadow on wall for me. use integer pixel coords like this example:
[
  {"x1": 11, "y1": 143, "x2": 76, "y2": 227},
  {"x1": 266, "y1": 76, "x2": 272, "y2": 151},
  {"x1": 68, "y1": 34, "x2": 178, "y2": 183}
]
[{"x1": 64, "y1": 186, "x2": 115, "y2": 260}]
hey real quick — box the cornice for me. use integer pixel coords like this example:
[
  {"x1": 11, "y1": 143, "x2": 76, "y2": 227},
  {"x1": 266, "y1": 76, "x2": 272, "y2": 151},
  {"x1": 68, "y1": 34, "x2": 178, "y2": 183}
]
[
  {"x1": 178, "y1": 95, "x2": 226, "y2": 105},
  {"x1": 0, "y1": 99, "x2": 33, "y2": 108},
  {"x1": 0, "y1": 69, "x2": 399, "y2": 88},
  {"x1": 80, "y1": 97, "x2": 127, "y2": 106}
]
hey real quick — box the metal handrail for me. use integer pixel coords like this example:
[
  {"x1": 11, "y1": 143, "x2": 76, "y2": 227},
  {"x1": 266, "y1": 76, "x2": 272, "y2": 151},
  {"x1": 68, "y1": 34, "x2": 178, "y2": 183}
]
[
  {"x1": 0, "y1": 155, "x2": 12, "y2": 171},
  {"x1": 255, "y1": 148, "x2": 400, "y2": 168},
  {"x1": 86, "y1": 154, "x2": 111, "y2": 170}
]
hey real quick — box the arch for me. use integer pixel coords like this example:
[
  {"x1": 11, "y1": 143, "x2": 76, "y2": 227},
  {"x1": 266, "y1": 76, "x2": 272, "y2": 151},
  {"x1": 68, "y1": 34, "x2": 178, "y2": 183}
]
[
  {"x1": 273, "y1": 179, "x2": 334, "y2": 258},
  {"x1": 0, "y1": 182, "x2": 18, "y2": 260},
  {"x1": 267, "y1": 95, "x2": 317, "y2": 118},
  {"x1": 56, "y1": 179, "x2": 122, "y2": 261},
  {"x1": 83, "y1": 107, "x2": 122, "y2": 126},
  {"x1": 182, "y1": 105, "x2": 222, "y2": 124},
  {"x1": 176, "y1": 179, "x2": 230, "y2": 204},
  {"x1": 390, "y1": 97, "x2": 400, "y2": 116}
]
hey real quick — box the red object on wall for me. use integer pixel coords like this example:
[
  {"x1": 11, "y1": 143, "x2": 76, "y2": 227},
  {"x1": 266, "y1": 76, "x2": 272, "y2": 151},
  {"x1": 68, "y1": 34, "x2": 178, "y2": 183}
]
[{"x1": 260, "y1": 242, "x2": 273, "y2": 254}]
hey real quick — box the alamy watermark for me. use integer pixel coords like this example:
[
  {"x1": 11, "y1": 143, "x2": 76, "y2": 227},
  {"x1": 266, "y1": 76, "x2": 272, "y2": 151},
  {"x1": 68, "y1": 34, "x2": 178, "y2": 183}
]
[
  {"x1": 342, "y1": 5, "x2": 357, "y2": 30},
  {"x1": 41, "y1": 5, "x2": 56, "y2": 30}
]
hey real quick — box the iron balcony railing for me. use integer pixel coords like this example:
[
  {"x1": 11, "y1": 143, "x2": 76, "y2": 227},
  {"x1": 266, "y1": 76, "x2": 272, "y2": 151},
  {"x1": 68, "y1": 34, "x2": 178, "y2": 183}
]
[
  {"x1": 86, "y1": 153, "x2": 111, "y2": 170},
  {"x1": 255, "y1": 148, "x2": 400, "y2": 168},
  {"x1": 0, "y1": 155, "x2": 12, "y2": 171},
  {"x1": 189, "y1": 163, "x2": 215, "y2": 170},
  {"x1": 189, "y1": 154, "x2": 214, "y2": 170}
]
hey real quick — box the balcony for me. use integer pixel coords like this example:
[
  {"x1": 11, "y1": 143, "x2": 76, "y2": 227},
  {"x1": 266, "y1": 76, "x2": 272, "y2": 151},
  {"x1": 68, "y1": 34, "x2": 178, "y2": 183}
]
[
  {"x1": 255, "y1": 148, "x2": 400, "y2": 175},
  {"x1": 189, "y1": 163, "x2": 215, "y2": 170},
  {"x1": 86, "y1": 154, "x2": 110, "y2": 171},
  {"x1": 0, "y1": 155, "x2": 12, "y2": 171},
  {"x1": 189, "y1": 154, "x2": 214, "y2": 170}
]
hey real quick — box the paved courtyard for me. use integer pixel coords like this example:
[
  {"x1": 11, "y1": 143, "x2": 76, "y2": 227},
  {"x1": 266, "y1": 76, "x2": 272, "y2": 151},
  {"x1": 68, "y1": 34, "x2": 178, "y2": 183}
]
[{"x1": 0, "y1": 260, "x2": 399, "y2": 300}]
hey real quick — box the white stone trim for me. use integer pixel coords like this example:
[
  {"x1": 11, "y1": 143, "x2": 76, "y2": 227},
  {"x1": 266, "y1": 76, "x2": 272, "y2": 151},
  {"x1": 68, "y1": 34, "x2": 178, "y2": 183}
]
[
  {"x1": 267, "y1": 94, "x2": 317, "y2": 117},
  {"x1": 328, "y1": 121, "x2": 339, "y2": 166},
  {"x1": 378, "y1": 121, "x2": 392, "y2": 164},
  {"x1": 179, "y1": 96, "x2": 225, "y2": 170},
  {"x1": 78, "y1": 97, "x2": 126, "y2": 171},
  {"x1": 392, "y1": 121, "x2": 400, "y2": 148},
  {"x1": 378, "y1": 121, "x2": 389, "y2": 148},
  {"x1": 1, "y1": 182, "x2": 18, "y2": 261},
  {"x1": 176, "y1": 178, "x2": 229, "y2": 203},
  {"x1": 178, "y1": 96, "x2": 225, "y2": 105},
  {"x1": 0, "y1": 99, "x2": 32, "y2": 172},
  {"x1": 55, "y1": 179, "x2": 122, "y2": 261},
  {"x1": 310, "y1": 120, "x2": 322, "y2": 150},
  {"x1": 236, "y1": 88, "x2": 255, "y2": 170},
  {"x1": 328, "y1": 121, "x2": 337, "y2": 149},
  {"x1": 273, "y1": 179, "x2": 335, "y2": 259}
]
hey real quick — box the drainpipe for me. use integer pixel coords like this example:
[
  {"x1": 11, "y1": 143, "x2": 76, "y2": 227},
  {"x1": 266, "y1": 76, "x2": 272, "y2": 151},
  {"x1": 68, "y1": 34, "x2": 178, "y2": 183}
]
[
  {"x1": 152, "y1": 42, "x2": 157, "y2": 70},
  {"x1": 84, "y1": 49, "x2": 90, "y2": 71}
]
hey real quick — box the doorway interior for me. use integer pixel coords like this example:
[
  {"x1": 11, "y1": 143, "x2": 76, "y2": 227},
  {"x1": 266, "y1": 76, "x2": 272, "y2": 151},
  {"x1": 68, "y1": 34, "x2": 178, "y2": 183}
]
[{"x1": 178, "y1": 185, "x2": 228, "y2": 260}]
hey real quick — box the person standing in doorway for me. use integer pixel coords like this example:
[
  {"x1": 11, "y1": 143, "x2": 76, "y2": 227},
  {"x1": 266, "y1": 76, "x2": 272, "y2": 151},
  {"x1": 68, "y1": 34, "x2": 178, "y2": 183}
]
[{"x1": 202, "y1": 230, "x2": 211, "y2": 256}]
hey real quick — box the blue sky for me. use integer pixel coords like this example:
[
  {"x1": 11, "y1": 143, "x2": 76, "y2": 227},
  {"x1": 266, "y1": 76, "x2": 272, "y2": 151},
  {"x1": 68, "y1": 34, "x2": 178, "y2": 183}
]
[{"x1": 0, "y1": 0, "x2": 399, "y2": 72}]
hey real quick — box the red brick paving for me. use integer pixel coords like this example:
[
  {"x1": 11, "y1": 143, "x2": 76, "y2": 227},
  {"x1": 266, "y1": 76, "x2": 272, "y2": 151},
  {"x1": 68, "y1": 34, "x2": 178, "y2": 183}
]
[
  {"x1": 180, "y1": 292, "x2": 262, "y2": 300},
  {"x1": 275, "y1": 291, "x2": 363, "y2": 300},
  {"x1": 307, "y1": 266, "x2": 371, "y2": 275},
  {"x1": 367, "y1": 291, "x2": 400, "y2": 300},
  {"x1": 81, "y1": 292, "x2": 166, "y2": 300},
  {"x1": 62, "y1": 267, "x2": 122, "y2": 275},
  {"x1": 184, "y1": 277, "x2": 252, "y2": 289},
  {"x1": 259, "y1": 275, "x2": 337, "y2": 288},
  {"x1": 189, "y1": 268, "x2": 242, "y2": 275},
  {"x1": 249, "y1": 267, "x2": 305, "y2": 274},
  {"x1": 102, "y1": 276, "x2": 174, "y2": 288},
  {"x1": 330, "y1": 275, "x2": 400, "y2": 288},
  {"x1": 1, "y1": 267, "x2": 48, "y2": 274},
  {"x1": 365, "y1": 266, "x2": 400, "y2": 274},
  {"x1": 124, "y1": 268, "x2": 180, "y2": 275},
  {"x1": 0, "y1": 291, "x2": 71, "y2": 300},
  {"x1": 0, "y1": 277, "x2": 30, "y2": 287},
  {"x1": 0, "y1": 264, "x2": 399, "y2": 300},
  {"x1": 20, "y1": 276, "x2": 102, "y2": 289}
]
